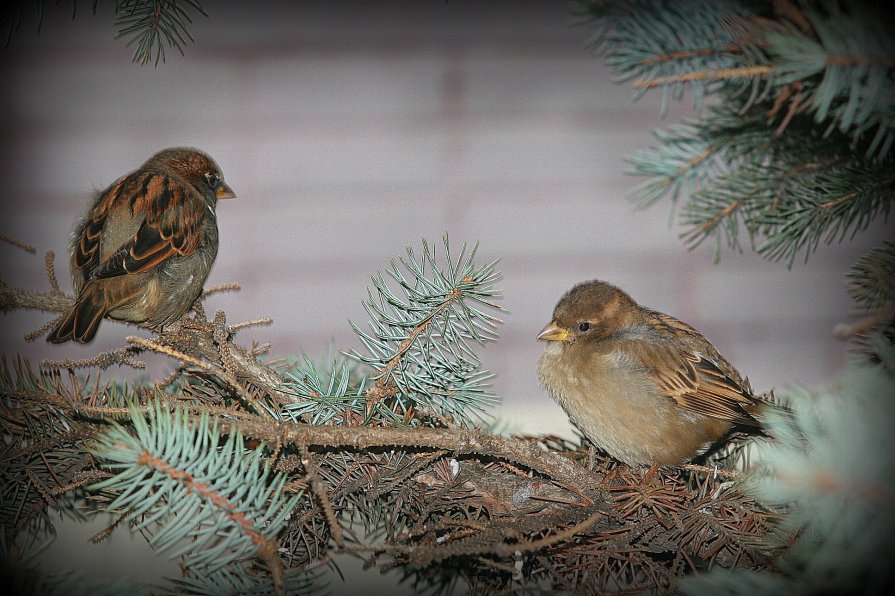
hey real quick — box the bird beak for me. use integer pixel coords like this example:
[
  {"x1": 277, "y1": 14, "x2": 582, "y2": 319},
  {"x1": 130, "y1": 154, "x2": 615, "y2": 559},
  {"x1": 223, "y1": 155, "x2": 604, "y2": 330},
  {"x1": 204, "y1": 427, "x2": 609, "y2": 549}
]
[
  {"x1": 537, "y1": 321, "x2": 571, "y2": 342},
  {"x1": 216, "y1": 183, "x2": 236, "y2": 200}
]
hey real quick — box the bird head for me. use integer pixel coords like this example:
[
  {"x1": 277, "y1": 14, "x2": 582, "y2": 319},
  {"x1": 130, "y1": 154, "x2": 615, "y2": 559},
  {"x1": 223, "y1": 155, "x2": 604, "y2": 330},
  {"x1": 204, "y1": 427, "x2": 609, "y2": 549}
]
[
  {"x1": 147, "y1": 147, "x2": 236, "y2": 203},
  {"x1": 537, "y1": 280, "x2": 639, "y2": 344}
]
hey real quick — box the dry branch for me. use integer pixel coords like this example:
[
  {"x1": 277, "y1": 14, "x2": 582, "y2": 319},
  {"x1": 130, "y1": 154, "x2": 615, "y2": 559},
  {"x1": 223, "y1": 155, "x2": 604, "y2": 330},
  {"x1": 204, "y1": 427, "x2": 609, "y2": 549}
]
[
  {"x1": 0, "y1": 243, "x2": 779, "y2": 594},
  {"x1": 1, "y1": 273, "x2": 297, "y2": 407}
]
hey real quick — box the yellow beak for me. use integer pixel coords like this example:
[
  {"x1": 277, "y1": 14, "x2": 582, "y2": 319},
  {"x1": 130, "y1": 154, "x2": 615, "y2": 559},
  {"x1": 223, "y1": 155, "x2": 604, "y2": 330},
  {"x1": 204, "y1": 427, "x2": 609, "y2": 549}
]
[
  {"x1": 216, "y1": 182, "x2": 236, "y2": 200},
  {"x1": 537, "y1": 321, "x2": 571, "y2": 342}
]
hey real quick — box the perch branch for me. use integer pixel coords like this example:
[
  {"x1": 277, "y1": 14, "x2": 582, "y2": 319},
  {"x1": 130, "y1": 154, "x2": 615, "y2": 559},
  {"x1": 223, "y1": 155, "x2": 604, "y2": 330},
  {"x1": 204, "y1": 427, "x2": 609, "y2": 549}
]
[{"x1": 222, "y1": 419, "x2": 609, "y2": 499}]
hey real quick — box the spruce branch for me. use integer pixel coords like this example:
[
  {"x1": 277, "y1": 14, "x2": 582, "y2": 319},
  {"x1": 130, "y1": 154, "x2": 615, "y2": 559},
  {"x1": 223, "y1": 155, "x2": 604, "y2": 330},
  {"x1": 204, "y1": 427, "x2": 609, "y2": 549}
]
[
  {"x1": 114, "y1": 0, "x2": 206, "y2": 65},
  {"x1": 347, "y1": 234, "x2": 503, "y2": 427},
  {"x1": 168, "y1": 564, "x2": 321, "y2": 596},
  {"x1": 201, "y1": 281, "x2": 241, "y2": 296},
  {"x1": 835, "y1": 240, "x2": 895, "y2": 357},
  {"x1": 42, "y1": 346, "x2": 146, "y2": 370},
  {"x1": 0, "y1": 277, "x2": 77, "y2": 315},
  {"x1": 1, "y1": 359, "x2": 103, "y2": 542},
  {"x1": 2, "y1": 235, "x2": 785, "y2": 592},
  {"x1": 1, "y1": 240, "x2": 296, "y2": 408},
  {"x1": 219, "y1": 420, "x2": 609, "y2": 497},
  {"x1": 633, "y1": 65, "x2": 774, "y2": 89},
  {"x1": 627, "y1": 104, "x2": 893, "y2": 266},
  {"x1": 88, "y1": 403, "x2": 301, "y2": 583},
  {"x1": 579, "y1": 0, "x2": 895, "y2": 275},
  {"x1": 281, "y1": 357, "x2": 366, "y2": 426},
  {"x1": 2, "y1": 0, "x2": 209, "y2": 65},
  {"x1": 765, "y1": 2, "x2": 895, "y2": 158},
  {"x1": 43, "y1": 250, "x2": 62, "y2": 295},
  {"x1": 681, "y1": 337, "x2": 895, "y2": 595},
  {"x1": 844, "y1": 240, "x2": 895, "y2": 312},
  {"x1": 576, "y1": 0, "x2": 764, "y2": 112}
]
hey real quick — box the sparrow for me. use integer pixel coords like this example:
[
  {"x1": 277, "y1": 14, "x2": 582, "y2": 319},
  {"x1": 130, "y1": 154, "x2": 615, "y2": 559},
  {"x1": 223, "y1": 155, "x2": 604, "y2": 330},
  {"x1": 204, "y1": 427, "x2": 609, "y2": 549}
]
[
  {"x1": 537, "y1": 280, "x2": 761, "y2": 467},
  {"x1": 47, "y1": 147, "x2": 235, "y2": 344}
]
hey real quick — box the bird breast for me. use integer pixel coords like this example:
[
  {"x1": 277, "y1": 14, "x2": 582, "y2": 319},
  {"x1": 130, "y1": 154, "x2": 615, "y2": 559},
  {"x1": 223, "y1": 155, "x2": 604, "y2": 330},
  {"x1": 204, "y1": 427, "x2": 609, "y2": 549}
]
[{"x1": 537, "y1": 341, "x2": 726, "y2": 466}]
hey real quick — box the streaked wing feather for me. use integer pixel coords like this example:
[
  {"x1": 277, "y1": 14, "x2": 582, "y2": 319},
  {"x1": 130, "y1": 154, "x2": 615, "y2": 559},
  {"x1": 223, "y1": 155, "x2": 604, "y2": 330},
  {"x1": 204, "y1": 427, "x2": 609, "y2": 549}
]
[
  {"x1": 74, "y1": 178, "x2": 126, "y2": 276},
  {"x1": 88, "y1": 171, "x2": 204, "y2": 280},
  {"x1": 634, "y1": 312, "x2": 758, "y2": 426}
]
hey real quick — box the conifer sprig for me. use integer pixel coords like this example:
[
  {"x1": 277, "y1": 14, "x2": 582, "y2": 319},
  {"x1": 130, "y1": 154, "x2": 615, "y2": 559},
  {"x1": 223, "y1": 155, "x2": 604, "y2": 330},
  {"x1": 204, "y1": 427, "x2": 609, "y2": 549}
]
[
  {"x1": 578, "y1": 0, "x2": 895, "y2": 271},
  {"x1": 846, "y1": 240, "x2": 895, "y2": 311},
  {"x1": 1, "y1": 0, "x2": 208, "y2": 65},
  {"x1": 88, "y1": 403, "x2": 301, "y2": 577},
  {"x1": 681, "y1": 336, "x2": 895, "y2": 595},
  {"x1": 115, "y1": 0, "x2": 206, "y2": 65},
  {"x1": 347, "y1": 234, "x2": 503, "y2": 427},
  {"x1": 280, "y1": 357, "x2": 366, "y2": 425}
]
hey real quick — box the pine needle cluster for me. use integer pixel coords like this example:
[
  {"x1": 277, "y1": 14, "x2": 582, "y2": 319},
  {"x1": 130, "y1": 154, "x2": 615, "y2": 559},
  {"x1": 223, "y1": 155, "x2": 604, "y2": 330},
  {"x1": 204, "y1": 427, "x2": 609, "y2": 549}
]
[
  {"x1": 577, "y1": 0, "x2": 894, "y2": 342},
  {"x1": 2, "y1": 236, "x2": 790, "y2": 594},
  {"x1": 2, "y1": 0, "x2": 207, "y2": 65}
]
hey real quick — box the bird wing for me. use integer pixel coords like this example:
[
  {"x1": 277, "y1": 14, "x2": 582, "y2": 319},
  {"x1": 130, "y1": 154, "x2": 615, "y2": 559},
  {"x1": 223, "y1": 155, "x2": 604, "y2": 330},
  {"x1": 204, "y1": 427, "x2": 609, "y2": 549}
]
[
  {"x1": 75, "y1": 170, "x2": 206, "y2": 280},
  {"x1": 628, "y1": 312, "x2": 759, "y2": 427}
]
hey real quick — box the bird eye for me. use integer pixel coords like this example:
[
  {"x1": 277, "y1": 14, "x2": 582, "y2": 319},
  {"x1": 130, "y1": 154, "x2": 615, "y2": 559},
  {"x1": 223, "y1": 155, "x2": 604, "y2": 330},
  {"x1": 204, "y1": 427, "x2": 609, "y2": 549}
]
[
  {"x1": 578, "y1": 322, "x2": 590, "y2": 332},
  {"x1": 204, "y1": 172, "x2": 220, "y2": 187}
]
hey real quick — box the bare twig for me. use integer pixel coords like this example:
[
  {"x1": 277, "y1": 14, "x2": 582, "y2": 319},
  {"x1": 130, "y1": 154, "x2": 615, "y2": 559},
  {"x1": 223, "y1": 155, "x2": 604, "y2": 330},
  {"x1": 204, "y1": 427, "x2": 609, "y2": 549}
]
[
  {"x1": 633, "y1": 65, "x2": 773, "y2": 89},
  {"x1": 126, "y1": 335, "x2": 262, "y2": 411},
  {"x1": 90, "y1": 512, "x2": 128, "y2": 544},
  {"x1": 44, "y1": 250, "x2": 63, "y2": 295},
  {"x1": 504, "y1": 509, "x2": 606, "y2": 555},
  {"x1": 3, "y1": 274, "x2": 298, "y2": 407},
  {"x1": 300, "y1": 445, "x2": 345, "y2": 548},
  {"x1": 202, "y1": 282, "x2": 241, "y2": 296},
  {"x1": 43, "y1": 347, "x2": 146, "y2": 370},
  {"x1": 221, "y1": 420, "x2": 608, "y2": 499},
  {"x1": 231, "y1": 317, "x2": 273, "y2": 332},
  {"x1": 126, "y1": 335, "x2": 209, "y2": 370},
  {"x1": 0, "y1": 279, "x2": 76, "y2": 314},
  {"x1": 26, "y1": 468, "x2": 56, "y2": 507},
  {"x1": 25, "y1": 317, "x2": 62, "y2": 342},
  {"x1": 0, "y1": 233, "x2": 36, "y2": 253}
]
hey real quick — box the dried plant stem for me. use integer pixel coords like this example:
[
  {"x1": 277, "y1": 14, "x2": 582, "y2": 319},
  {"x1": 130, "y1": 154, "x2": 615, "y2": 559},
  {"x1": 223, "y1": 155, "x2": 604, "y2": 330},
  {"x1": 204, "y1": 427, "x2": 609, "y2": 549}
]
[
  {"x1": 633, "y1": 65, "x2": 773, "y2": 88},
  {"x1": 202, "y1": 282, "x2": 241, "y2": 296},
  {"x1": 89, "y1": 512, "x2": 128, "y2": 544},
  {"x1": 0, "y1": 234, "x2": 36, "y2": 253},
  {"x1": 43, "y1": 347, "x2": 146, "y2": 370},
  {"x1": 126, "y1": 335, "x2": 209, "y2": 370},
  {"x1": 300, "y1": 446, "x2": 345, "y2": 548},
  {"x1": 126, "y1": 335, "x2": 260, "y2": 410},
  {"x1": 495, "y1": 509, "x2": 605, "y2": 555},
  {"x1": 230, "y1": 317, "x2": 273, "y2": 331},
  {"x1": 44, "y1": 250, "x2": 62, "y2": 294},
  {"x1": 227, "y1": 420, "x2": 608, "y2": 499},
  {"x1": 682, "y1": 463, "x2": 739, "y2": 480},
  {"x1": 0, "y1": 280, "x2": 76, "y2": 314},
  {"x1": 25, "y1": 317, "x2": 61, "y2": 342},
  {"x1": 3, "y1": 273, "x2": 295, "y2": 407}
]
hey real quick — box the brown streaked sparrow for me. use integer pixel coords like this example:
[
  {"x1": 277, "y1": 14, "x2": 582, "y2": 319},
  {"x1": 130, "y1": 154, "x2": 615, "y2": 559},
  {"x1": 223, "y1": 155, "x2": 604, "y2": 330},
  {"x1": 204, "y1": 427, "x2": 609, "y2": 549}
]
[
  {"x1": 47, "y1": 147, "x2": 235, "y2": 343},
  {"x1": 537, "y1": 280, "x2": 761, "y2": 467}
]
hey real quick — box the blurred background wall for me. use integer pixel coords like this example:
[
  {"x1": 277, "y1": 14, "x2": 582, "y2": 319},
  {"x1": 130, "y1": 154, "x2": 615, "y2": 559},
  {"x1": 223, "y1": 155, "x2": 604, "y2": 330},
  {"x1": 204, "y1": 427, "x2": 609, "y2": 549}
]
[{"x1": 2, "y1": 0, "x2": 886, "y2": 469}]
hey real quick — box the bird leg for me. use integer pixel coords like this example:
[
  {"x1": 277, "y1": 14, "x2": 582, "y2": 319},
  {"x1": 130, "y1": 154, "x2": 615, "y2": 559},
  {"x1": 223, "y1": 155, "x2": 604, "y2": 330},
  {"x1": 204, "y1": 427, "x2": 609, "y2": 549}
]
[{"x1": 587, "y1": 442, "x2": 597, "y2": 471}]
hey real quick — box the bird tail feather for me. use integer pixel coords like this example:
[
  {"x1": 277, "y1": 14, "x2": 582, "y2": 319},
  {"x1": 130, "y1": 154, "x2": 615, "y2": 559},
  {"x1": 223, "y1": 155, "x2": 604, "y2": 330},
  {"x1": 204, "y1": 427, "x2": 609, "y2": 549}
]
[{"x1": 47, "y1": 291, "x2": 109, "y2": 344}]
